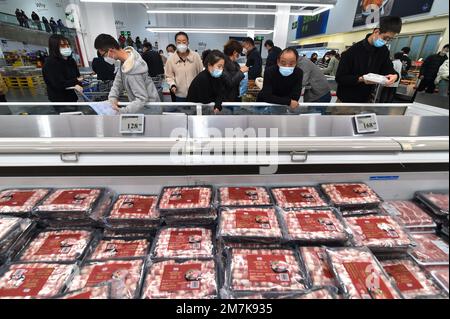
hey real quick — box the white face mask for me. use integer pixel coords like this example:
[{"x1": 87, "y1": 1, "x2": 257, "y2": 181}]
[
  {"x1": 177, "y1": 44, "x2": 188, "y2": 53},
  {"x1": 60, "y1": 47, "x2": 72, "y2": 57}
]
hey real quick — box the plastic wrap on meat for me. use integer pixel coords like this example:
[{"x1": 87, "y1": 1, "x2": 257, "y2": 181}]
[
  {"x1": 326, "y1": 247, "x2": 402, "y2": 299},
  {"x1": 0, "y1": 189, "x2": 50, "y2": 216},
  {"x1": 163, "y1": 210, "x2": 217, "y2": 226},
  {"x1": 345, "y1": 215, "x2": 413, "y2": 252},
  {"x1": 59, "y1": 285, "x2": 111, "y2": 299},
  {"x1": 158, "y1": 187, "x2": 212, "y2": 213},
  {"x1": 224, "y1": 287, "x2": 336, "y2": 299},
  {"x1": 429, "y1": 267, "x2": 449, "y2": 295},
  {"x1": 409, "y1": 233, "x2": 449, "y2": 266},
  {"x1": 0, "y1": 217, "x2": 22, "y2": 240},
  {"x1": 0, "y1": 263, "x2": 75, "y2": 299},
  {"x1": 108, "y1": 195, "x2": 159, "y2": 226},
  {"x1": 381, "y1": 259, "x2": 443, "y2": 299},
  {"x1": 321, "y1": 183, "x2": 381, "y2": 207},
  {"x1": 152, "y1": 228, "x2": 214, "y2": 260},
  {"x1": 416, "y1": 191, "x2": 449, "y2": 215},
  {"x1": 0, "y1": 219, "x2": 34, "y2": 265},
  {"x1": 296, "y1": 288, "x2": 337, "y2": 299},
  {"x1": 228, "y1": 249, "x2": 307, "y2": 293},
  {"x1": 271, "y1": 187, "x2": 327, "y2": 209},
  {"x1": 89, "y1": 239, "x2": 149, "y2": 261},
  {"x1": 339, "y1": 208, "x2": 381, "y2": 217},
  {"x1": 382, "y1": 201, "x2": 436, "y2": 230},
  {"x1": 19, "y1": 230, "x2": 92, "y2": 263},
  {"x1": 218, "y1": 207, "x2": 283, "y2": 243},
  {"x1": 281, "y1": 209, "x2": 349, "y2": 244},
  {"x1": 67, "y1": 259, "x2": 143, "y2": 299},
  {"x1": 300, "y1": 247, "x2": 337, "y2": 289},
  {"x1": 142, "y1": 259, "x2": 217, "y2": 299},
  {"x1": 219, "y1": 187, "x2": 272, "y2": 207}
]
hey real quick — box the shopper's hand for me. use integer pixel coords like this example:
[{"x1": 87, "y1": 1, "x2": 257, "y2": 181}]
[
  {"x1": 111, "y1": 100, "x2": 120, "y2": 112},
  {"x1": 385, "y1": 74, "x2": 398, "y2": 86},
  {"x1": 290, "y1": 100, "x2": 299, "y2": 109},
  {"x1": 77, "y1": 76, "x2": 84, "y2": 82},
  {"x1": 170, "y1": 86, "x2": 177, "y2": 94},
  {"x1": 240, "y1": 66, "x2": 249, "y2": 73},
  {"x1": 74, "y1": 85, "x2": 83, "y2": 93},
  {"x1": 214, "y1": 107, "x2": 221, "y2": 114}
]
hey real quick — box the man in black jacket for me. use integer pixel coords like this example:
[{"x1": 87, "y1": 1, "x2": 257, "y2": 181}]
[
  {"x1": 335, "y1": 16, "x2": 402, "y2": 103},
  {"x1": 264, "y1": 39, "x2": 282, "y2": 71},
  {"x1": 242, "y1": 37, "x2": 262, "y2": 80},
  {"x1": 400, "y1": 47, "x2": 412, "y2": 77},
  {"x1": 417, "y1": 44, "x2": 449, "y2": 94},
  {"x1": 141, "y1": 42, "x2": 165, "y2": 78}
]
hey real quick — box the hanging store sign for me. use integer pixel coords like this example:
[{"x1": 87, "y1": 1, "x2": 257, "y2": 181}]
[{"x1": 296, "y1": 10, "x2": 330, "y2": 39}]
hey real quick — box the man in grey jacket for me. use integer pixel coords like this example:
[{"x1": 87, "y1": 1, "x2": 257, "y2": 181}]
[
  {"x1": 297, "y1": 55, "x2": 332, "y2": 103},
  {"x1": 94, "y1": 34, "x2": 160, "y2": 114}
]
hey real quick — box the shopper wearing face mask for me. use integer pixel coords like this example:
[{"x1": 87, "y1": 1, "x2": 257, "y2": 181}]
[
  {"x1": 417, "y1": 44, "x2": 449, "y2": 94},
  {"x1": 187, "y1": 50, "x2": 227, "y2": 114},
  {"x1": 223, "y1": 40, "x2": 248, "y2": 102},
  {"x1": 165, "y1": 32, "x2": 203, "y2": 104},
  {"x1": 42, "y1": 35, "x2": 83, "y2": 104},
  {"x1": 335, "y1": 16, "x2": 402, "y2": 103},
  {"x1": 257, "y1": 48, "x2": 303, "y2": 111},
  {"x1": 94, "y1": 34, "x2": 160, "y2": 114},
  {"x1": 242, "y1": 37, "x2": 263, "y2": 81}
]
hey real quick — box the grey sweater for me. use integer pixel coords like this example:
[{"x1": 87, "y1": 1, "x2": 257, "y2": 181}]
[
  {"x1": 297, "y1": 56, "x2": 331, "y2": 102},
  {"x1": 109, "y1": 46, "x2": 160, "y2": 114},
  {"x1": 322, "y1": 56, "x2": 340, "y2": 77}
]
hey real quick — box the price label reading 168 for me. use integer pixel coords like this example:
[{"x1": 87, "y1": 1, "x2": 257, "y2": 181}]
[{"x1": 354, "y1": 113, "x2": 379, "y2": 134}]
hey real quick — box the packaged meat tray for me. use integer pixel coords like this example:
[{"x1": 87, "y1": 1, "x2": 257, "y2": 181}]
[
  {"x1": 299, "y1": 247, "x2": 338, "y2": 289},
  {"x1": 279, "y1": 208, "x2": 350, "y2": 244},
  {"x1": 0, "y1": 188, "x2": 50, "y2": 217},
  {"x1": 88, "y1": 238, "x2": 150, "y2": 262},
  {"x1": 430, "y1": 267, "x2": 449, "y2": 295},
  {"x1": 271, "y1": 186, "x2": 328, "y2": 209},
  {"x1": 0, "y1": 217, "x2": 26, "y2": 242},
  {"x1": 296, "y1": 287, "x2": 337, "y2": 299},
  {"x1": 151, "y1": 227, "x2": 214, "y2": 260},
  {"x1": 339, "y1": 208, "x2": 382, "y2": 217},
  {"x1": 158, "y1": 186, "x2": 213, "y2": 215},
  {"x1": 345, "y1": 215, "x2": 413, "y2": 253},
  {"x1": 106, "y1": 194, "x2": 160, "y2": 228},
  {"x1": 225, "y1": 248, "x2": 308, "y2": 294},
  {"x1": 57, "y1": 284, "x2": 111, "y2": 299},
  {"x1": 408, "y1": 233, "x2": 449, "y2": 266},
  {"x1": 326, "y1": 247, "x2": 403, "y2": 299},
  {"x1": 0, "y1": 219, "x2": 36, "y2": 265},
  {"x1": 218, "y1": 186, "x2": 272, "y2": 207},
  {"x1": 222, "y1": 287, "x2": 336, "y2": 299},
  {"x1": 163, "y1": 210, "x2": 218, "y2": 226},
  {"x1": 382, "y1": 201, "x2": 436, "y2": 231},
  {"x1": 320, "y1": 183, "x2": 381, "y2": 209},
  {"x1": 142, "y1": 259, "x2": 218, "y2": 299},
  {"x1": 0, "y1": 263, "x2": 75, "y2": 299},
  {"x1": 218, "y1": 207, "x2": 283, "y2": 244},
  {"x1": 415, "y1": 191, "x2": 449, "y2": 217},
  {"x1": 33, "y1": 188, "x2": 104, "y2": 219},
  {"x1": 67, "y1": 259, "x2": 144, "y2": 299},
  {"x1": 18, "y1": 229, "x2": 93, "y2": 263},
  {"x1": 381, "y1": 259, "x2": 444, "y2": 299}
]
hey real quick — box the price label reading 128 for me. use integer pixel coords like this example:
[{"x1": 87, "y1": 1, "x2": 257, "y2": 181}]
[
  {"x1": 120, "y1": 114, "x2": 145, "y2": 134},
  {"x1": 354, "y1": 114, "x2": 379, "y2": 134}
]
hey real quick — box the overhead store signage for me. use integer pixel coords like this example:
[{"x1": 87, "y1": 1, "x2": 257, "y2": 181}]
[
  {"x1": 353, "y1": 0, "x2": 434, "y2": 27},
  {"x1": 353, "y1": 114, "x2": 379, "y2": 135},
  {"x1": 295, "y1": 10, "x2": 330, "y2": 39}
]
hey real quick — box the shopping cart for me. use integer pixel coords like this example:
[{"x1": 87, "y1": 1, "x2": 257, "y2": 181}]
[{"x1": 81, "y1": 78, "x2": 114, "y2": 102}]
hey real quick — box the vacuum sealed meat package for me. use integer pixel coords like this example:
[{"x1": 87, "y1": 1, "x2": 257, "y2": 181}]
[
  {"x1": 0, "y1": 218, "x2": 35, "y2": 265},
  {"x1": 142, "y1": 259, "x2": 218, "y2": 299},
  {"x1": 0, "y1": 263, "x2": 75, "y2": 299},
  {"x1": 415, "y1": 191, "x2": 449, "y2": 217},
  {"x1": 218, "y1": 207, "x2": 283, "y2": 244},
  {"x1": 271, "y1": 187, "x2": 328, "y2": 209},
  {"x1": 326, "y1": 247, "x2": 402, "y2": 299},
  {"x1": 151, "y1": 227, "x2": 214, "y2": 260},
  {"x1": 163, "y1": 210, "x2": 218, "y2": 226},
  {"x1": 158, "y1": 186, "x2": 213, "y2": 215},
  {"x1": 88, "y1": 238, "x2": 150, "y2": 261},
  {"x1": 363, "y1": 73, "x2": 388, "y2": 85},
  {"x1": 0, "y1": 217, "x2": 25, "y2": 240},
  {"x1": 280, "y1": 208, "x2": 350, "y2": 244},
  {"x1": 296, "y1": 287, "x2": 337, "y2": 299},
  {"x1": 18, "y1": 229, "x2": 93, "y2": 263},
  {"x1": 345, "y1": 215, "x2": 413, "y2": 253},
  {"x1": 381, "y1": 201, "x2": 436, "y2": 231},
  {"x1": 0, "y1": 189, "x2": 50, "y2": 217},
  {"x1": 218, "y1": 186, "x2": 272, "y2": 207},
  {"x1": 430, "y1": 267, "x2": 449, "y2": 295},
  {"x1": 225, "y1": 248, "x2": 308, "y2": 295},
  {"x1": 320, "y1": 183, "x2": 381, "y2": 209},
  {"x1": 381, "y1": 259, "x2": 444, "y2": 299},
  {"x1": 299, "y1": 247, "x2": 338, "y2": 289},
  {"x1": 58, "y1": 284, "x2": 111, "y2": 299},
  {"x1": 408, "y1": 233, "x2": 449, "y2": 266},
  {"x1": 67, "y1": 259, "x2": 144, "y2": 299}
]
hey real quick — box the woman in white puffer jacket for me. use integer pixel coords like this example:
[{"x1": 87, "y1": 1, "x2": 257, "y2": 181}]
[{"x1": 435, "y1": 58, "x2": 449, "y2": 97}]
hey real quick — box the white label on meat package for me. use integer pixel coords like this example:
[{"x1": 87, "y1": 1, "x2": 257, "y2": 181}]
[
  {"x1": 432, "y1": 240, "x2": 450, "y2": 255},
  {"x1": 383, "y1": 204, "x2": 400, "y2": 216}
]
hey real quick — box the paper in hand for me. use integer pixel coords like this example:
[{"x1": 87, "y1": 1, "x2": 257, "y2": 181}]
[{"x1": 89, "y1": 101, "x2": 118, "y2": 115}]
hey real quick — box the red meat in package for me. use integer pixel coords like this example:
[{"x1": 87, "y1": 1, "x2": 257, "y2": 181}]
[
  {"x1": 382, "y1": 201, "x2": 436, "y2": 230},
  {"x1": 0, "y1": 263, "x2": 75, "y2": 299},
  {"x1": 158, "y1": 186, "x2": 212, "y2": 212},
  {"x1": 152, "y1": 228, "x2": 214, "y2": 260},
  {"x1": 409, "y1": 233, "x2": 449, "y2": 266},
  {"x1": 67, "y1": 259, "x2": 144, "y2": 299},
  {"x1": 271, "y1": 187, "x2": 327, "y2": 209},
  {"x1": 19, "y1": 230, "x2": 92, "y2": 263},
  {"x1": 300, "y1": 247, "x2": 337, "y2": 288},
  {"x1": 281, "y1": 209, "x2": 349, "y2": 244},
  {"x1": 428, "y1": 266, "x2": 449, "y2": 295},
  {"x1": 381, "y1": 259, "x2": 443, "y2": 299},
  {"x1": 219, "y1": 187, "x2": 271, "y2": 207},
  {"x1": 142, "y1": 259, "x2": 217, "y2": 299},
  {"x1": 108, "y1": 195, "x2": 159, "y2": 225},
  {"x1": 326, "y1": 247, "x2": 402, "y2": 299},
  {"x1": 0, "y1": 189, "x2": 50, "y2": 215},
  {"x1": 34, "y1": 188, "x2": 102, "y2": 215},
  {"x1": 89, "y1": 239, "x2": 149, "y2": 261},
  {"x1": 218, "y1": 207, "x2": 283, "y2": 243},
  {"x1": 321, "y1": 183, "x2": 381, "y2": 207},
  {"x1": 228, "y1": 249, "x2": 307, "y2": 293},
  {"x1": 417, "y1": 191, "x2": 449, "y2": 215},
  {"x1": 345, "y1": 215, "x2": 413, "y2": 251}
]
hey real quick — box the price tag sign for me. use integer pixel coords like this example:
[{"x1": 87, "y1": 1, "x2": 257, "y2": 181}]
[
  {"x1": 120, "y1": 114, "x2": 145, "y2": 134},
  {"x1": 354, "y1": 113, "x2": 379, "y2": 134}
]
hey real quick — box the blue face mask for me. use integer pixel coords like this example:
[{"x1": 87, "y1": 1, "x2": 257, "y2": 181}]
[
  {"x1": 210, "y1": 68, "x2": 223, "y2": 78},
  {"x1": 374, "y1": 37, "x2": 387, "y2": 48},
  {"x1": 279, "y1": 66, "x2": 295, "y2": 77}
]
